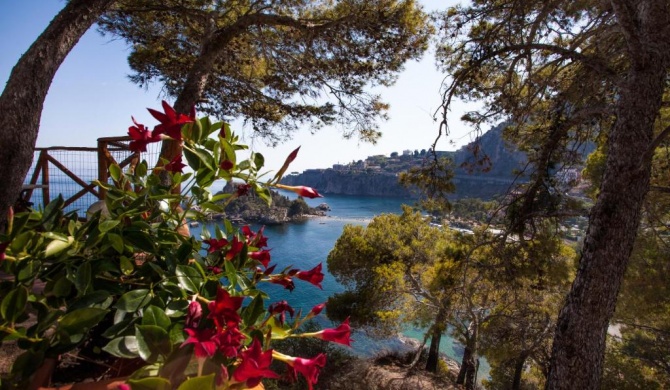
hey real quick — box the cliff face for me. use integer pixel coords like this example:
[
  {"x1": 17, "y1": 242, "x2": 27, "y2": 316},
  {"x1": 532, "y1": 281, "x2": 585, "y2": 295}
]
[{"x1": 283, "y1": 170, "x2": 415, "y2": 198}]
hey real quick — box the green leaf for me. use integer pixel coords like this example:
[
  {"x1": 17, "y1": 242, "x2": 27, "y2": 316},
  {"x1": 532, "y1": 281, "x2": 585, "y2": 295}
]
[
  {"x1": 127, "y1": 377, "x2": 171, "y2": 390},
  {"x1": 176, "y1": 374, "x2": 215, "y2": 390},
  {"x1": 253, "y1": 152, "x2": 265, "y2": 170},
  {"x1": 220, "y1": 139, "x2": 237, "y2": 166},
  {"x1": 237, "y1": 159, "x2": 251, "y2": 171},
  {"x1": 120, "y1": 256, "x2": 134, "y2": 275},
  {"x1": 136, "y1": 160, "x2": 148, "y2": 178},
  {"x1": 52, "y1": 276, "x2": 73, "y2": 298},
  {"x1": 109, "y1": 164, "x2": 122, "y2": 182},
  {"x1": 115, "y1": 289, "x2": 152, "y2": 312},
  {"x1": 168, "y1": 323, "x2": 185, "y2": 345},
  {"x1": 243, "y1": 293, "x2": 265, "y2": 326},
  {"x1": 99, "y1": 220, "x2": 120, "y2": 234},
  {"x1": 16, "y1": 259, "x2": 39, "y2": 283},
  {"x1": 183, "y1": 145, "x2": 214, "y2": 171},
  {"x1": 175, "y1": 242, "x2": 194, "y2": 264},
  {"x1": 142, "y1": 306, "x2": 171, "y2": 328},
  {"x1": 103, "y1": 336, "x2": 140, "y2": 359},
  {"x1": 68, "y1": 291, "x2": 112, "y2": 312},
  {"x1": 1, "y1": 286, "x2": 28, "y2": 323},
  {"x1": 9, "y1": 231, "x2": 33, "y2": 255},
  {"x1": 75, "y1": 262, "x2": 92, "y2": 296},
  {"x1": 101, "y1": 318, "x2": 137, "y2": 339},
  {"x1": 256, "y1": 186, "x2": 272, "y2": 206},
  {"x1": 175, "y1": 265, "x2": 203, "y2": 293},
  {"x1": 136, "y1": 324, "x2": 171, "y2": 363},
  {"x1": 58, "y1": 308, "x2": 108, "y2": 336},
  {"x1": 44, "y1": 236, "x2": 74, "y2": 257},
  {"x1": 191, "y1": 116, "x2": 202, "y2": 143},
  {"x1": 108, "y1": 233, "x2": 125, "y2": 254},
  {"x1": 268, "y1": 316, "x2": 290, "y2": 339},
  {"x1": 124, "y1": 230, "x2": 156, "y2": 252},
  {"x1": 224, "y1": 259, "x2": 237, "y2": 286},
  {"x1": 36, "y1": 309, "x2": 64, "y2": 334},
  {"x1": 42, "y1": 232, "x2": 68, "y2": 241}
]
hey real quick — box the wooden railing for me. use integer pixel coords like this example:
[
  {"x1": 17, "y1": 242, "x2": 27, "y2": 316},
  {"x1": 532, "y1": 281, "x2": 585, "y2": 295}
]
[{"x1": 20, "y1": 137, "x2": 160, "y2": 213}]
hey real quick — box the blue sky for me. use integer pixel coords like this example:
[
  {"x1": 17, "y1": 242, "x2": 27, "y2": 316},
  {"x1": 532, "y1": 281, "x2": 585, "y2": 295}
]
[{"x1": 0, "y1": 0, "x2": 479, "y2": 173}]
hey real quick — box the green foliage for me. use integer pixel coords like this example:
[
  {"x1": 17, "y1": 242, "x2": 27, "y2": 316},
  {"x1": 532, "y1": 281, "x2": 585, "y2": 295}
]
[
  {"x1": 327, "y1": 207, "x2": 453, "y2": 338},
  {"x1": 99, "y1": 0, "x2": 432, "y2": 143},
  {"x1": 399, "y1": 157, "x2": 455, "y2": 214},
  {"x1": 287, "y1": 198, "x2": 310, "y2": 218},
  {"x1": 0, "y1": 105, "x2": 342, "y2": 389}
]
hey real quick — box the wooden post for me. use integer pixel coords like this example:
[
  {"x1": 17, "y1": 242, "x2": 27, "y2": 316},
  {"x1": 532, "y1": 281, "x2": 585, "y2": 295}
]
[
  {"x1": 97, "y1": 139, "x2": 108, "y2": 200},
  {"x1": 41, "y1": 150, "x2": 50, "y2": 205}
]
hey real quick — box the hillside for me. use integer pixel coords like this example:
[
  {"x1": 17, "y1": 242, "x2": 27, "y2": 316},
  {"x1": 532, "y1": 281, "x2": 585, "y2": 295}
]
[{"x1": 282, "y1": 123, "x2": 526, "y2": 199}]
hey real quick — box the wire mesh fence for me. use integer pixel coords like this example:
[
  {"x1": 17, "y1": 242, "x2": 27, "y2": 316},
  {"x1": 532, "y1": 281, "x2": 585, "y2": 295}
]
[{"x1": 21, "y1": 138, "x2": 162, "y2": 215}]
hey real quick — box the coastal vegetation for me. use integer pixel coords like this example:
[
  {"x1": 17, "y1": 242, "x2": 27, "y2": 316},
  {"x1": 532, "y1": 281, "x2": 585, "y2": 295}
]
[{"x1": 327, "y1": 208, "x2": 575, "y2": 389}]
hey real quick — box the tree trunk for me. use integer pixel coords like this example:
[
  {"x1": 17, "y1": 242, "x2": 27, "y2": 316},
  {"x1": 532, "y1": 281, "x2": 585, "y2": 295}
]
[
  {"x1": 160, "y1": 15, "x2": 267, "y2": 163},
  {"x1": 512, "y1": 355, "x2": 527, "y2": 390},
  {"x1": 546, "y1": 2, "x2": 670, "y2": 389},
  {"x1": 456, "y1": 344, "x2": 471, "y2": 385},
  {"x1": 425, "y1": 327, "x2": 442, "y2": 373},
  {"x1": 456, "y1": 328, "x2": 478, "y2": 390},
  {"x1": 0, "y1": 0, "x2": 116, "y2": 229}
]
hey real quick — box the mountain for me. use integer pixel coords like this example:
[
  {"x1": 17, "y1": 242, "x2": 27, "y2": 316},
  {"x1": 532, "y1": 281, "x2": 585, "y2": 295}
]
[{"x1": 282, "y1": 123, "x2": 527, "y2": 199}]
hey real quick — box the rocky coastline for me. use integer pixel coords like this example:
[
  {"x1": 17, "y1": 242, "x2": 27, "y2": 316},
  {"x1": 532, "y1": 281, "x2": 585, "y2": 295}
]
[{"x1": 198, "y1": 183, "x2": 329, "y2": 225}]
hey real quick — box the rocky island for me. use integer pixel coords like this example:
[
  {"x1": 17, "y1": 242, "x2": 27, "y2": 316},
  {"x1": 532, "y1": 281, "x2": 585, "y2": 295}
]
[{"x1": 210, "y1": 182, "x2": 328, "y2": 225}]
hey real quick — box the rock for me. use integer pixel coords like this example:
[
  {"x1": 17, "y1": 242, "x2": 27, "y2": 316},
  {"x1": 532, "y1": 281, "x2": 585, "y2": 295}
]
[{"x1": 325, "y1": 359, "x2": 460, "y2": 390}]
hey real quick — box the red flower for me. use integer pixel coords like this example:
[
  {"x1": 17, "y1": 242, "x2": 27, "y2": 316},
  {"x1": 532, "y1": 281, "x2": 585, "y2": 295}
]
[
  {"x1": 309, "y1": 318, "x2": 352, "y2": 347},
  {"x1": 276, "y1": 184, "x2": 323, "y2": 199},
  {"x1": 249, "y1": 250, "x2": 271, "y2": 268},
  {"x1": 185, "y1": 300, "x2": 202, "y2": 329},
  {"x1": 310, "y1": 303, "x2": 326, "y2": 317},
  {"x1": 286, "y1": 146, "x2": 300, "y2": 164},
  {"x1": 295, "y1": 263, "x2": 324, "y2": 289},
  {"x1": 207, "y1": 266, "x2": 223, "y2": 274},
  {"x1": 208, "y1": 287, "x2": 244, "y2": 329},
  {"x1": 291, "y1": 354, "x2": 327, "y2": 390},
  {"x1": 204, "y1": 238, "x2": 228, "y2": 253},
  {"x1": 273, "y1": 352, "x2": 326, "y2": 390},
  {"x1": 263, "y1": 264, "x2": 277, "y2": 275},
  {"x1": 232, "y1": 339, "x2": 279, "y2": 388},
  {"x1": 215, "y1": 326, "x2": 245, "y2": 358},
  {"x1": 128, "y1": 117, "x2": 160, "y2": 152},
  {"x1": 268, "y1": 300, "x2": 294, "y2": 325},
  {"x1": 225, "y1": 236, "x2": 244, "y2": 261},
  {"x1": 148, "y1": 100, "x2": 194, "y2": 140},
  {"x1": 164, "y1": 154, "x2": 187, "y2": 173},
  {"x1": 269, "y1": 275, "x2": 295, "y2": 292},
  {"x1": 236, "y1": 184, "x2": 251, "y2": 197},
  {"x1": 220, "y1": 160, "x2": 234, "y2": 170},
  {"x1": 181, "y1": 328, "x2": 218, "y2": 358},
  {"x1": 242, "y1": 226, "x2": 268, "y2": 248}
]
